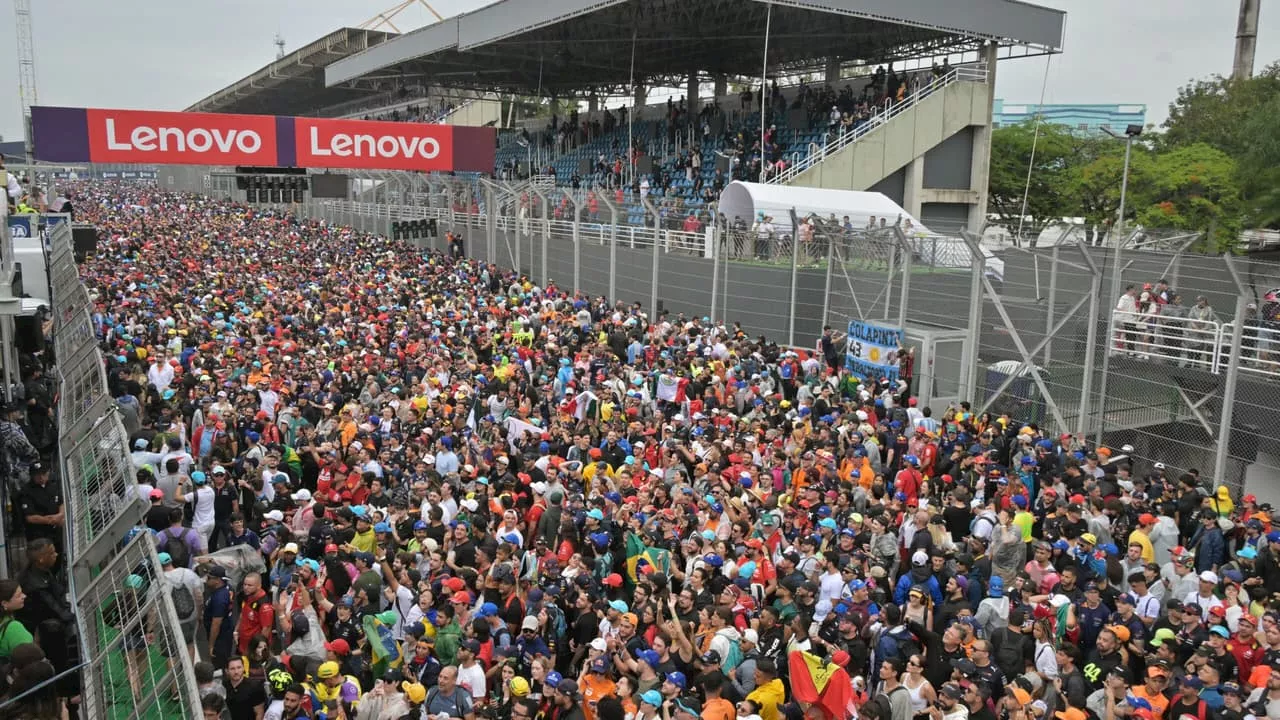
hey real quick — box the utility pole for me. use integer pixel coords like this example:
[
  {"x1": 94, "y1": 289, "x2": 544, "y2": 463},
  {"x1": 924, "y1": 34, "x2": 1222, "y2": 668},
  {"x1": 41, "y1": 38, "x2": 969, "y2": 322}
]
[
  {"x1": 1234, "y1": 0, "x2": 1261, "y2": 81},
  {"x1": 14, "y1": 0, "x2": 38, "y2": 165}
]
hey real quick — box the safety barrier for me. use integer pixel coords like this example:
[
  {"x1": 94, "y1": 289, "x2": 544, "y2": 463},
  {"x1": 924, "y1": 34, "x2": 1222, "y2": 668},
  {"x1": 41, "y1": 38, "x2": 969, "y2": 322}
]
[
  {"x1": 46, "y1": 220, "x2": 202, "y2": 718},
  {"x1": 1109, "y1": 311, "x2": 1280, "y2": 378}
]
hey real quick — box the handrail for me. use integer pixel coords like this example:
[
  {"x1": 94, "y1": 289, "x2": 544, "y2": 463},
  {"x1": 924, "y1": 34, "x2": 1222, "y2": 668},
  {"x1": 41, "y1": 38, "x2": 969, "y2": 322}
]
[
  {"x1": 1107, "y1": 310, "x2": 1280, "y2": 379},
  {"x1": 769, "y1": 64, "x2": 988, "y2": 185}
]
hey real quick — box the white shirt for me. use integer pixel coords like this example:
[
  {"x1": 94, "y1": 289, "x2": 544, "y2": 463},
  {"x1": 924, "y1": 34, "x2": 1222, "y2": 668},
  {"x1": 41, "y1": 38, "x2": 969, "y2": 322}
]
[
  {"x1": 456, "y1": 662, "x2": 487, "y2": 700},
  {"x1": 188, "y1": 485, "x2": 216, "y2": 527},
  {"x1": 147, "y1": 362, "x2": 175, "y2": 393},
  {"x1": 819, "y1": 569, "x2": 844, "y2": 606},
  {"x1": 1, "y1": 173, "x2": 21, "y2": 215},
  {"x1": 1183, "y1": 590, "x2": 1224, "y2": 620}
]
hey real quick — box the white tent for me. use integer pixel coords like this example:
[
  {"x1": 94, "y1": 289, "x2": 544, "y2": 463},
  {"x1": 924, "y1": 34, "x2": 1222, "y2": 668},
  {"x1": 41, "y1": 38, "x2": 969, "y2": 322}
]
[{"x1": 718, "y1": 181, "x2": 929, "y2": 232}]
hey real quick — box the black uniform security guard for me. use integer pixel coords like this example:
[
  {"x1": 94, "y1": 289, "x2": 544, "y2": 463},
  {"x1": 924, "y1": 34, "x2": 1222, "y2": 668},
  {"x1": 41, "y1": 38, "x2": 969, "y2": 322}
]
[{"x1": 17, "y1": 461, "x2": 63, "y2": 543}]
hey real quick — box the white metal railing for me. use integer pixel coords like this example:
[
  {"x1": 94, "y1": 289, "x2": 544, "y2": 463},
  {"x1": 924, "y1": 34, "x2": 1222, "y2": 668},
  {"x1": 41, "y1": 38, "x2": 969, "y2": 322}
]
[
  {"x1": 1108, "y1": 311, "x2": 1280, "y2": 378},
  {"x1": 769, "y1": 64, "x2": 989, "y2": 185}
]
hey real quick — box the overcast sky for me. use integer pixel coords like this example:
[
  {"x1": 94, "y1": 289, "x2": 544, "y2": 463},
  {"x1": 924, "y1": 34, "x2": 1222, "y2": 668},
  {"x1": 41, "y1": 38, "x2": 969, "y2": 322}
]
[{"x1": 0, "y1": 0, "x2": 1273, "y2": 142}]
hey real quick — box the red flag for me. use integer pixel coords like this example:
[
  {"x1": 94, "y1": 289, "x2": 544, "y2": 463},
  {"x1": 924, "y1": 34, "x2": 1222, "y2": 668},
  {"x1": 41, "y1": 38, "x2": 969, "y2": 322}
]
[{"x1": 788, "y1": 650, "x2": 854, "y2": 720}]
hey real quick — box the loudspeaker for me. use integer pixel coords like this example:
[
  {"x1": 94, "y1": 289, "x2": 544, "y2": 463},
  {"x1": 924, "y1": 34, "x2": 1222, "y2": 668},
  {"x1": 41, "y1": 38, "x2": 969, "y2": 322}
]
[
  {"x1": 13, "y1": 316, "x2": 44, "y2": 355},
  {"x1": 427, "y1": 219, "x2": 438, "y2": 238},
  {"x1": 71, "y1": 225, "x2": 100, "y2": 262},
  {"x1": 246, "y1": 187, "x2": 258, "y2": 203},
  {"x1": 578, "y1": 158, "x2": 593, "y2": 175},
  {"x1": 269, "y1": 178, "x2": 283, "y2": 204}
]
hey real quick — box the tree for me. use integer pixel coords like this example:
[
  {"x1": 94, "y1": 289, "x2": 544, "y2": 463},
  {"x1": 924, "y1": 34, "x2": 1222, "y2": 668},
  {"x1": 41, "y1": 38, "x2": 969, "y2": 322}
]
[
  {"x1": 1160, "y1": 63, "x2": 1280, "y2": 159},
  {"x1": 1131, "y1": 143, "x2": 1242, "y2": 251},
  {"x1": 987, "y1": 121, "x2": 1084, "y2": 241},
  {"x1": 1234, "y1": 93, "x2": 1280, "y2": 226},
  {"x1": 1068, "y1": 138, "x2": 1141, "y2": 230}
]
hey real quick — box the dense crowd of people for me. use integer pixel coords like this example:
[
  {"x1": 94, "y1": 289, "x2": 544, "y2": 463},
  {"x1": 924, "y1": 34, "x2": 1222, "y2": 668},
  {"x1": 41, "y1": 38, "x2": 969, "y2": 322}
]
[{"x1": 6, "y1": 181, "x2": 1280, "y2": 720}]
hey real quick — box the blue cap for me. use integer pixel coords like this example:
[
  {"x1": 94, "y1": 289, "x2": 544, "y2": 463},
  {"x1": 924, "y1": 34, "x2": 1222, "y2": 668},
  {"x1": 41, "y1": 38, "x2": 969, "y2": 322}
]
[
  {"x1": 191, "y1": 470, "x2": 207, "y2": 484},
  {"x1": 703, "y1": 553, "x2": 723, "y2": 568},
  {"x1": 988, "y1": 576, "x2": 1004, "y2": 597},
  {"x1": 1210, "y1": 625, "x2": 1230, "y2": 637},
  {"x1": 246, "y1": 431, "x2": 261, "y2": 442},
  {"x1": 609, "y1": 600, "x2": 629, "y2": 613},
  {"x1": 1052, "y1": 539, "x2": 1069, "y2": 551},
  {"x1": 1012, "y1": 495, "x2": 1027, "y2": 508},
  {"x1": 1021, "y1": 456, "x2": 1036, "y2": 465},
  {"x1": 587, "y1": 509, "x2": 605, "y2": 521},
  {"x1": 1238, "y1": 546, "x2": 1258, "y2": 559},
  {"x1": 414, "y1": 520, "x2": 428, "y2": 531},
  {"x1": 374, "y1": 522, "x2": 391, "y2": 533},
  {"x1": 1269, "y1": 531, "x2": 1280, "y2": 543},
  {"x1": 157, "y1": 552, "x2": 172, "y2": 565},
  {"x1": 641, "y1": 690, "x2": 663, "y2": 707},
  {"x1": 545, "y1": 671, "x2": 563, "y2": 688},
  {"x1": 605, "y1": 492, "x2": 622, "y2": 505},
  {"x1": 848, "y1": 579, "x2": 866, "y2": 591},
  {"x1": 819, "y1": 518, "x2": 838, "y2": 530},
  {"x1": 637, "y1": 649, "x2": 661, "y2": 667},
  {"x1": 665, "y1": 671, "x2": 687, "y2": 689},
  {"x1": 738, "y1": 561, "x2": 757, "y2": 579},
  {"x1": 503, "y1": 533, "x2": 522, "y2": 546},
  {"x1": 590, "y1": 532, "x2": 610, "y2": 548},
  {"x1": 1116, "y1": 593, "x2": 1136, "y2": 605},
  {"x1": 477, "y1": 602, "x2": 499, "y2": 618}
]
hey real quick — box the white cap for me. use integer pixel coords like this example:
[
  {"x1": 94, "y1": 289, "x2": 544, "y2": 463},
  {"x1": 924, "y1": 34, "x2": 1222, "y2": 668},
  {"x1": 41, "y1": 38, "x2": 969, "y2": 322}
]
[
  {"x1": 743, "y1": 629, "x2": 759, "y2": 644},
  {"x1": 292, "y1": 489, "x2": 312, "y2": 502},
  {"x1": 911, "y1": 550, "x2": 929, "y2": 567},
  {"x1": 530, "y1": 481, "x2": 548, "y2": 495},
  {"x1": 1199, "y1": 570, "x2": 1220, "y2": 584},
  {"x1": 590, "y1": 637, "x2": 608, "y2": 651},
  {"x1": 422, "y1": 453, "x2": 435, "y2": 464},
  {"x1": 264, "y1": 510, "x2": 285, "y2": 521},
  {"x1": 522, "y1": 616, "x2": 540, "y2": 631},
  {"x1": 461, "y1": 498, "x2": 479, "y2": 512}
]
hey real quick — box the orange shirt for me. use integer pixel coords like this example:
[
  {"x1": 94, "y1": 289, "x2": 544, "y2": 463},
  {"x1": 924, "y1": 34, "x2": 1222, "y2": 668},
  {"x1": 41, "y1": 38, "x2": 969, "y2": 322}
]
[
  {"x1": 580, "y1": 674, "x2": 616, "y2": 720},
  {"x1": 1128, "y1": 687, "x2": 1168, "y2": 720},
  {"x1": 702, "y1": 697, "x2": 735, "y2": 720}
]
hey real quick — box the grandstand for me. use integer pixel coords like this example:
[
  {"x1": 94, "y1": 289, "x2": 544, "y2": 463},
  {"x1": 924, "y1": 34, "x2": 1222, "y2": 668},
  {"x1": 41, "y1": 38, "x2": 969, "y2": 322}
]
[{"x1": 190, "y1": 0, "x2": 1065, "y2": 234}]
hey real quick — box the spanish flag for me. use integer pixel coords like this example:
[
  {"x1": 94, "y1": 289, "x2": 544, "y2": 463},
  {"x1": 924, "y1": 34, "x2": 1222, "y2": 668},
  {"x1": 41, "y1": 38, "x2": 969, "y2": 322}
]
[
  {"x1": 788, "y1": 650, "x2": 853, "y2": 720},
  {"x1": 624, "y1": 532, "x2": 671, "y2": 585}
]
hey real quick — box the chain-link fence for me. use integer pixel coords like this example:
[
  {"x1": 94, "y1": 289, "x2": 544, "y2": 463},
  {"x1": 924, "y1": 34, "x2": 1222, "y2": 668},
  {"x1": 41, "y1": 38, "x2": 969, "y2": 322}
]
[
  {"x1": 45, "y1": 220, "x2": 203, "y2": 718},
  {"x1": 156, "y1": 167, "x2": 1280, "y2": 500}
]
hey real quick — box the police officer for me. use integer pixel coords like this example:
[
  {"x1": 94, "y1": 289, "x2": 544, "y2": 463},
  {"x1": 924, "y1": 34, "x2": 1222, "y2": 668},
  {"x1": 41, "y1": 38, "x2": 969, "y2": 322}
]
[{"x1": 18, "y1": 461, "x2": 63, "y2": 544}]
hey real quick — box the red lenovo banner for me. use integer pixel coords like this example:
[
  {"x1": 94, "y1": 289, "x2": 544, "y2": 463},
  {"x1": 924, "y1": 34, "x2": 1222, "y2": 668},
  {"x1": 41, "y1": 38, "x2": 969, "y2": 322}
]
[{"x1": 31, "y1": 106, "x2": 496, "y2": 173}]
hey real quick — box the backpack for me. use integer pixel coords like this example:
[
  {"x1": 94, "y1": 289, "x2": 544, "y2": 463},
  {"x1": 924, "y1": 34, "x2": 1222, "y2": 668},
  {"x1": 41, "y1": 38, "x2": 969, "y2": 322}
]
[
  {"x1": 868, "y1": 686, "x2": 907, "y2": 720},
  {"x1": 160, "y1": 527, "x2": 194, "y2": 569},
  {"x1": 876, "y1": 626, "x2": 919, "y2": 664},
  {"x1": 165, "y1": 575, "x2": 196, "y2": 621},
  {"x1": 721, "y1": 635, "x2": 745, "y2": 674},
  {"x1": 992, "y1": 627, "x2": 1028, "y2": 679},
  {"x1": 543, "y1": 604, "x2": 567, "y2": 641}
]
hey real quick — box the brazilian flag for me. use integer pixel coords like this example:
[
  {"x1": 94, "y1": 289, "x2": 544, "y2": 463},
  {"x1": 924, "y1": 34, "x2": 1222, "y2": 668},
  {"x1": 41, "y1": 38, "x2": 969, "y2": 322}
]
[
  {"x1": 280, "y1": 445, "x2": 303, "y2": 479},
  {"x1": 625, "y1": 532, "x2": 671, "y2": 584},
  {"x1": 362, "y1": 611, "x2": 403, "y2": 677}
]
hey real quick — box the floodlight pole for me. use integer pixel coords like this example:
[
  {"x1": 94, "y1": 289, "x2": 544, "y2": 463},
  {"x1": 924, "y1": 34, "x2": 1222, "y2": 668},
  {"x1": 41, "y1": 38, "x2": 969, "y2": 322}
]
[
  {"x1": 1094, "y1": 128, "x2": 1135, "y2": 444},
  {"x1": 628, "y1": 27, "x2": 638, "y2": 188},
  {"x1": 759, "y1": 1, "x2": 773, "y2": 183}
]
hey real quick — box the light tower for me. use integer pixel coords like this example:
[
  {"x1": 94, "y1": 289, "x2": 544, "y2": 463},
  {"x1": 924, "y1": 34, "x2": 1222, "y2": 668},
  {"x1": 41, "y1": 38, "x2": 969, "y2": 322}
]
[
  {"x1": 275, "y1": 32, "x2": 287, "y2": 60},
  {"x1": 1234, "y1": 0, "x2": 1261, "y2": 80},
  {"x1": 13, "y1": 0, "x2": 38, "y2": 164}
]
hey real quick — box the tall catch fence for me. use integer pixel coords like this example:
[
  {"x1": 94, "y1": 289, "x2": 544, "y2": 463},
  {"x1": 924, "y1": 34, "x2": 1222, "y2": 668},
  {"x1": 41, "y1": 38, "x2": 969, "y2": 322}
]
[
  {"x1": 46, "y1": 220, "x2": 203, "y2": 719},
  {"x1": 159, "y1": 168, "x2": 1280, "y2": 498}
]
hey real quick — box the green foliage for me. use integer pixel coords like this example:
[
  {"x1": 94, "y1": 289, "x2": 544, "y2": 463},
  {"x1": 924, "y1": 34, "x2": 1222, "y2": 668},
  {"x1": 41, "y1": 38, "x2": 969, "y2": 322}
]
[
  {"x1": 987, "y1": 63, "x2": 1280, "y2": 244},
  {"x1": 987, "y1": 121, "x2": 1083, "y2": 238}
]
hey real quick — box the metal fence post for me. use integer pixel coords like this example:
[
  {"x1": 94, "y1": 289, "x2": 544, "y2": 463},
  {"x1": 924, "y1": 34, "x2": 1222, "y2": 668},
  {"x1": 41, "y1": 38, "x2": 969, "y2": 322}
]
[
  {"x1": 896, "y1": 230, "x2": 912, "y2": 330},
  {"x1": 1076, "y1": 242, "x2": 1103, "y2": 436},
  {"x1": 884, "y1": 239, "x2": 896, "y2": 322},
  {"x1": 788, "y1": 208, "x2": 801, "y2": 347},
  {"x1": 1214, "y1": 293, "x2": 1247, "y2": 487},
  {"x1": 595, "y1": 192, "x2": 620, "y2": 302},
  {"x1": 821, "y1": 230, "x2": 834, "y2": 330},
  {"x1": 1045, "y1": 245, "x2": 1059, "y2": 366},
  {"x1": 569, "y1": 192, "x2": 583, "y2": 295},
  {"x1": 962, "y1": 231, "x2": 985, "y2": 402},
  {"x1": 642, "y1": 197, "x2": 660, "y2": 316}
]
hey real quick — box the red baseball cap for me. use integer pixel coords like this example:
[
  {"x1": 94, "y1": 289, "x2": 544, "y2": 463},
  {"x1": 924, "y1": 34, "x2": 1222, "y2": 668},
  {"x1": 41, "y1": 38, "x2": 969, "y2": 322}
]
[
  {"x1": 325, "y1": 639, "x2": 350, "y2": 656},
  {"x1": 443, "y1": 577, "x2": 466, "y2": 592},
  {"x1": 451, "y1": 590, "x2": 473, "y2": 604},
  {"x1": 324, "y1": 544, "x2": 339, "y2": 554},
  {"x1": 603, "y1": 573, "x2": 624, "y2": 587},
  {"x1": 1138, "y1": 513, "x2": 1157, "y2": 525},
  {"x1": 1244, "y1": 494, "x2": 1258, "y2": 504}
]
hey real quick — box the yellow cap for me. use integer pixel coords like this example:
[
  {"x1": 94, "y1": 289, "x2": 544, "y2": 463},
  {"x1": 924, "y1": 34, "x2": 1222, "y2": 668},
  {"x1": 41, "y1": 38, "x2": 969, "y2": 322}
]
[
  {"x1": 317, "y1": 661, "x2": 341, "y2": 679},
  {"x1": 509, "y1": 677, "x2": 530, "y2": 697},
  {"x1": 401, "y1": 681, "x2": 427, "y2": 703}
]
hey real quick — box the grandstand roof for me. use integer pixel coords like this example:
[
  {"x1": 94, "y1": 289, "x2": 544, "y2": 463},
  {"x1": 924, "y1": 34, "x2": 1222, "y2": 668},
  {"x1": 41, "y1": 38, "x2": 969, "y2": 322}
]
[
  {"x1": 325, "y1": 0, "x2": 1065, "y2": 96},
  {"x1": 186, "y1": 28, "x2": 399, "y2": 116}
]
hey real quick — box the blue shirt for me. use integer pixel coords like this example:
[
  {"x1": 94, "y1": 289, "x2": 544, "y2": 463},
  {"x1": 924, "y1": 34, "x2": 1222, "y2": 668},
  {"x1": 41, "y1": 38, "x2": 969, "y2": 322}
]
[{"x1": 204, "y1": 584, "x2": 235, "y2": 651}]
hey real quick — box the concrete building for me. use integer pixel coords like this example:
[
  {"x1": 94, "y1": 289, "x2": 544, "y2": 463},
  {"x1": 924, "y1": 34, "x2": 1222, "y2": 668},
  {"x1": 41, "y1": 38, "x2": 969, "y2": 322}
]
[{"x1": 991, "y1": 99, "x2": 1147, "y2": 135}]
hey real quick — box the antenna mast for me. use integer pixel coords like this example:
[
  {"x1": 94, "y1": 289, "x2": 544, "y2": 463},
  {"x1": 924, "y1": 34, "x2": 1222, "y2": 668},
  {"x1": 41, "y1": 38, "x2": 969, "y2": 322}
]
[{"x1": 274, "y1": 32, "x2": 287, "y2": 59}]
